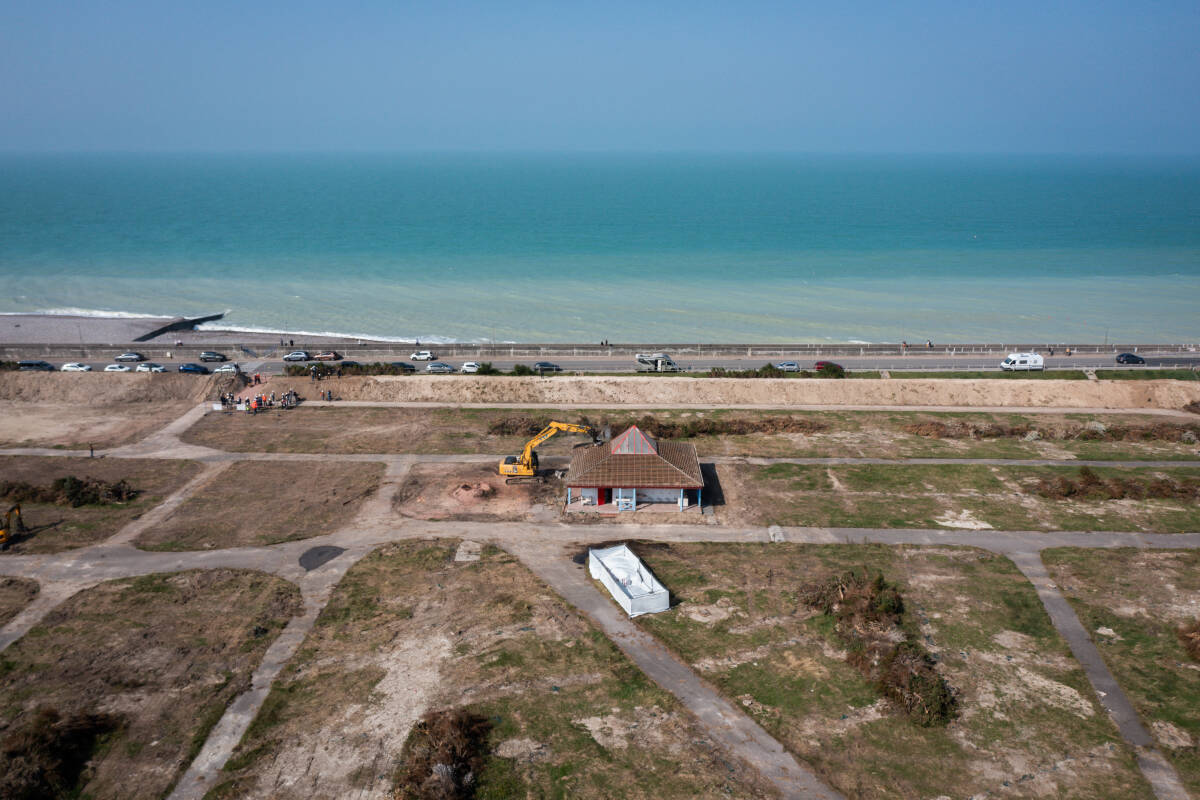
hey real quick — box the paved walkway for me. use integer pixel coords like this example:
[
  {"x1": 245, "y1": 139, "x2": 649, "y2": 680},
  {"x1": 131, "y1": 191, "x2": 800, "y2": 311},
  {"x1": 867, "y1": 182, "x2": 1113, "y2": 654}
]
[{"x1": 1, "y1": 402, "x2": 1197, "y2": 799}]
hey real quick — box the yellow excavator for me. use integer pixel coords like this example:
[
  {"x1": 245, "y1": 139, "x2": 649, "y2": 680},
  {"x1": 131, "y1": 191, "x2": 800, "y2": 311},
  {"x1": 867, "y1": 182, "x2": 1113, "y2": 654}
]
[
  {"x1": 1, "y1": 504, "x2": 27, "y2": 551},
  {"x1": 499, "y1": 421, "x2": 601, "y2": 484}
]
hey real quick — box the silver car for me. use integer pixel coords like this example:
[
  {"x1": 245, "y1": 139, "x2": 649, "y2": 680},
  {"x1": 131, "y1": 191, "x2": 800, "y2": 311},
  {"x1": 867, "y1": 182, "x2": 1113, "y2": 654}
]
[
  {"x1": 426, "y1": 361, "x2": 454, "y2": 373},
  {"x1": 60, "y1": 362, "x2": 92, "y2": 372},
  {"x1": 135, "y1": 363, "x2": 166, "y2": 373},
  {"x1": 775, "y1": 361, "x2": 800, "y2": 372},
  {"x1": 104, "y1": 364, "x2": 131, "y2": 372}
]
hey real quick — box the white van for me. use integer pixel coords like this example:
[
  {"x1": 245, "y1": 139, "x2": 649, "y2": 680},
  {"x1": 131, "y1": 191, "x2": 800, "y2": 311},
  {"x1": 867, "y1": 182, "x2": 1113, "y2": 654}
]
[{"x1": 1000, "y1": 353, "x2": 1045, "y2": 371}]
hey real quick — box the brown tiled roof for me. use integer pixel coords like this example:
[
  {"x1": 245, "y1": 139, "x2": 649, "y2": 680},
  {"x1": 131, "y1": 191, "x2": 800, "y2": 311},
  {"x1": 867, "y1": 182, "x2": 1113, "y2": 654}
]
[{"x1": 565, "y1": 439, "x2": 703, "y2": 489}]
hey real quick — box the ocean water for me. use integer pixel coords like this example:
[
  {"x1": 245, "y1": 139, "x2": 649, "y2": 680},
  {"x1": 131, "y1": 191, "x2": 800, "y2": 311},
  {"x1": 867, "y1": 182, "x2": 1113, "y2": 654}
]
[{"x1": 0, "y1": 153, "x2": 1197, "y2": 343}]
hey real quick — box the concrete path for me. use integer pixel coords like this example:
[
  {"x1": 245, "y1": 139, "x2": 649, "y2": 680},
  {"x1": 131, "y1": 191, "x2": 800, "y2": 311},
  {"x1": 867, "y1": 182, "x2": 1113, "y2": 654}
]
[
  {"x1": 511, "y1": 540, "x2": 844, "y2": 800},
  {"x1": 0, "y1": 579, "x2": 95, "y2": 652}
]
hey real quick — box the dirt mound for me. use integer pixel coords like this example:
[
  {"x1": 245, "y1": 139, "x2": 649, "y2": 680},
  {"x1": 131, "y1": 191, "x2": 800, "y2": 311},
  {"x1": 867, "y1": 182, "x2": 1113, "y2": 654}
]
[
  {"x1": 0, "y1": 372, "x2": 226, "y2": 404},
  {"x1": 259, "y1": 375, "x2": 1200, "y2": 409},
  {"x1": 451, "y1": 482, "x2": 496, "y2": 504}
]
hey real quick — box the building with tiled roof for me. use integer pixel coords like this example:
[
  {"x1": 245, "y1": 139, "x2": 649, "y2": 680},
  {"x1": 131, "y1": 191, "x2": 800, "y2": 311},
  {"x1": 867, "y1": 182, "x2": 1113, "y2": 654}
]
[{"x1": 564, "y1": 425, "x2": 704, "y2": 511}]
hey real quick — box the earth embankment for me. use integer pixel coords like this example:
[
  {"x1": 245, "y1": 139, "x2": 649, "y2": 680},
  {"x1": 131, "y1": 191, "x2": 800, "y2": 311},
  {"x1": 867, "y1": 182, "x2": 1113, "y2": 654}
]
[
  {"x1": 268, "y1": 375, "x2": 1200, "y2": 409},
  {"x1": 0, "y1": 372, "x2": 226, "y2": 404}
]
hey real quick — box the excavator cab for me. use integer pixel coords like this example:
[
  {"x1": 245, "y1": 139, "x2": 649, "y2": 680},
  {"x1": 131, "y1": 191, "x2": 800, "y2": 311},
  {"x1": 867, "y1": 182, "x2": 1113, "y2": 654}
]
[
  {"x1": 1, "y1": 504, "x2": 27, "y2": 551},
  {"x1": 499, "y1": 422, "x2": 593, "y2": 484}
]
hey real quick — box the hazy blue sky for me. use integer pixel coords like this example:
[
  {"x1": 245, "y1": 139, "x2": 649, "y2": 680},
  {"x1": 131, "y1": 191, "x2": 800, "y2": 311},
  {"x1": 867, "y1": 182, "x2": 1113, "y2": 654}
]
[{"x1": 3, "y1": 0, "x2": 1198, "y2": 153}]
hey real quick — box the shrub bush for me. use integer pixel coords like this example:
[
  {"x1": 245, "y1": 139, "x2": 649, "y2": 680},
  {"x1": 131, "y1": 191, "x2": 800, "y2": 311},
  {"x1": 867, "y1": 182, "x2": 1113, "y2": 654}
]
[
  {"x1": 394, "y1": 709, "x2": 492, "y2": 800},
  {"x1": 0, "y1": 706, "x2": 123, "y2": 800}
]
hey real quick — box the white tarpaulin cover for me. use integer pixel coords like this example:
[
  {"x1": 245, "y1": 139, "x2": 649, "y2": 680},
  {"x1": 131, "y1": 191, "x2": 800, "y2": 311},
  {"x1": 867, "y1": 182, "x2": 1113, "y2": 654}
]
[{"x1": 588, "y1": 544, "x2": 670, "y2": 617}]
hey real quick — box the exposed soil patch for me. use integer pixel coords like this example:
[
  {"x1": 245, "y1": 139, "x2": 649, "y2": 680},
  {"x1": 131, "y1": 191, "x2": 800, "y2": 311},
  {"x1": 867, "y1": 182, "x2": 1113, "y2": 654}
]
[
  {"x1": 0, "y1": 569, "x2": 301, "y2": 800},
  {"x1": 0, "y1": 457, "x2": 203, "y2": 553},
  {"x1": 135, "y1": 460, "x2": 385, "y2": 551},
  {"x1": 1044, "y1": 548, "x2": 1200, "y2": 795},
  {"x1": 393, "y1": 463, "x2": 558, "y2": 522},
  {"x1": 0, "y1": 576, "x2": 38, "y2": 627},
  {"x1": 0, "y1": 402, "x2": 197, "y2": 450},
  {"x1": 209, "y1": 541, "x2": 774, "y2": 800},
  {"x1": 633, "y1": 542, "x2": 1149, "y2": 800}
]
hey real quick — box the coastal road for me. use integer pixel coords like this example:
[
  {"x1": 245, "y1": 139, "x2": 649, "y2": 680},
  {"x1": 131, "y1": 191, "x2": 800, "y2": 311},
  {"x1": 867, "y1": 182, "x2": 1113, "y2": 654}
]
[{"x1": 45, "y1": 352, "x2": 1200, "y2": 375}]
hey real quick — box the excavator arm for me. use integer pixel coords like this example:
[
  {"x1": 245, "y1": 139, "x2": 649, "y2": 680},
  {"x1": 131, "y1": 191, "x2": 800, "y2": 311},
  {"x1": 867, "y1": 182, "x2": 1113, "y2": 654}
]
[{"x1": 499, "y1": 421, "x2": 599, "y2": 482}]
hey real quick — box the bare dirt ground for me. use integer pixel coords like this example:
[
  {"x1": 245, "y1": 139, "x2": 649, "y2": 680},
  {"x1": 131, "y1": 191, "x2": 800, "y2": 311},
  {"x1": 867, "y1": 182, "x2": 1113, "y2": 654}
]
[
  {"x1": 0, "y1": 456, "x2": 203, "y2": 553},
  {"x1": 393, "y1": 462, "x2": 560, "y2": 522},
  {"x1": 632, "y1": 542, "x2": 1152, "y2": 799},
  {"x1": 0, "y1": 569, "x2": 301, "y2": 800},
  {"x1": 256, "y1": 373, "x2": 1200, "y2": 409},
  {"x1": 182, "y1": 405, "x2": 1200, "y2": 460},
  {"x1": 135, "y1": 460, "x2": 385, "y2": 551},
  {"x1": 1043, "y1": 548, "x2": 1200, "y2": 796},
  {"x1": 0, "y1": 576, "x2": 38, "y2": 627},
  {"x1": 208, "y1": 540, "x2": 775, "y2": 800}
]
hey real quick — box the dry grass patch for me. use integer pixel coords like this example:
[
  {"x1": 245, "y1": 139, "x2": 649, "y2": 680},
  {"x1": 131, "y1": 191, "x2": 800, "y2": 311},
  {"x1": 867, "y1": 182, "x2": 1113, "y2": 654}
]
[
  {"x1": 0, "y1": 569, "x2": 301, "y2": 800},
  {"x1": 207, "y1": 541, "x2": 774, "y2": 800},
  {"x1": 0, "y1": 457, "x2": 203, "y2": 553},
  {"x1": 0, "y1": 576, "x2": 38, "y2": 627},
  {"x1": 0, "y1": 401, "x2": 199, "y2": 449},
  {"x1": 724, "y1": 462, "x2": 1200, "y2": 532},
  {"x1": 632, "y1": 542, "x2": 1150, "y2": 800},
  {"x1": 136, "y1": 460, "x2": 385, "y2": 551},
  {"x1": 1043, "y1": 548, "x2": 1200, "y2": 796}
]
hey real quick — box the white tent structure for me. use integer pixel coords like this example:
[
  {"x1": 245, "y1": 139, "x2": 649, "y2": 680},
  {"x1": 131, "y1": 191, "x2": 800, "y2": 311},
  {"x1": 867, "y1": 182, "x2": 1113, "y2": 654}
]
[{"x1": 588, "y1": 544, "x2": 670, "y2": 617}]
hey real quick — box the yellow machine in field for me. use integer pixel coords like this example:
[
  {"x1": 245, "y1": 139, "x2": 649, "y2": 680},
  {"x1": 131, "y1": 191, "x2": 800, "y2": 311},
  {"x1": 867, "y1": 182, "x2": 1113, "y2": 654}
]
[
  {"x1": 499, "y1": 421, "x2": 600, "y2": 484},
  {"x1": 1, "y1": 504, "x2": 26, "y2": 551}
]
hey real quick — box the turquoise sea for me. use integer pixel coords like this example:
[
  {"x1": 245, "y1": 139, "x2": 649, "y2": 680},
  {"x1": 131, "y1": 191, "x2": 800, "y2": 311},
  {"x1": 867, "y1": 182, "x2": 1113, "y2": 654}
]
[{"x1": 0, "y1": 153, "x2": 1197, "y2": 343}]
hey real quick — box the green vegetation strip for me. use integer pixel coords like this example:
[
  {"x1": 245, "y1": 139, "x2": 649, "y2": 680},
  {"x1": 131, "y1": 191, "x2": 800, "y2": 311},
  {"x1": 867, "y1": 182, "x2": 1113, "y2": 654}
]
[{"x1": 1042, "y1": 548, "x2": 1200, "y2": 796}]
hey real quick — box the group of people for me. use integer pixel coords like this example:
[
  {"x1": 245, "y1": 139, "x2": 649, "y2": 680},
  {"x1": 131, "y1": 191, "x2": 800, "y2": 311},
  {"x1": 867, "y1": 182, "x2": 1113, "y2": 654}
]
[
  {"x1": 308, "y1": 365, "x2": 341, "y2": 381},
  {"x1": 244, "y1": 390, "x2": 299, "y2": 413}
]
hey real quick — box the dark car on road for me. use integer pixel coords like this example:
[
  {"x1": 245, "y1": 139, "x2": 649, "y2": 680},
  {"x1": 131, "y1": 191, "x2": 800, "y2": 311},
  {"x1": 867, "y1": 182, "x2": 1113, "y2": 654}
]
[
  {"x1": 17, "y1": 360, "x2": 55, "y2": 371},
  {"x1": 283, "y1": 351, "x2": 311, "y2": 362},
  {"x1": 178, "y1": 363, "x2": 210, "y2": 374},
  {"x1": 532, "y1": 361, "x2": 563, "y2": 372},
  {"x1": 199, "y1": 351, "x2": 227, "y2": 362},
  {"x1": 1116, "y1": 353, "x2": 1145, "y2": 364},
  {"x1": 389, "y1": 362, "x2": 417, "y2": 373},
  {"x1": 339, "y1": 360, "x2": 360, "y2": 368},
  {"x1": 313, "y1": 351, "x2": 342, "y2": 361},
  {"x1": 114, "y1": 352, "x2": 145, "y2": 362}
]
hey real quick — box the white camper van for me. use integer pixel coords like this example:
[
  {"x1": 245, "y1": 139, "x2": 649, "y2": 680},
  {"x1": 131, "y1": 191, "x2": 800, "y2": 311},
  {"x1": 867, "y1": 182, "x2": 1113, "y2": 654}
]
[{"x1": 1000, "y1": 353, "x2": 1045, "y2": 371}]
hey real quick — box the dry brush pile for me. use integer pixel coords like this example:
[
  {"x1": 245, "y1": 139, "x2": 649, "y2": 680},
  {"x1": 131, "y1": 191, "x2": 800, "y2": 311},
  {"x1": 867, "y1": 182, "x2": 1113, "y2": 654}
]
[
  {"x1": 799, "y1": 569, "x2": 958, "y2": 727},
  {"x1": 0, "y1": 476, "x2": 138, "y2": 507},
  {"x1": 487, "y1": 413, "x2": 824, "y2": 439},
  {"x1": 1033, "y1": 466, "x2": 1200, "y2": 501},
  {"x1": 1180, "y1": 619, "x2": 1200, "y2": 662},
  {"x1": 904, "y1": 419, "x2": 1200, "y2": 443},
  {"x1": 0, "y1": 707, "x2": 124, "y2": 800},
  {"x1": 392, "y1": 709, "x2": 492, "y2": 800}
]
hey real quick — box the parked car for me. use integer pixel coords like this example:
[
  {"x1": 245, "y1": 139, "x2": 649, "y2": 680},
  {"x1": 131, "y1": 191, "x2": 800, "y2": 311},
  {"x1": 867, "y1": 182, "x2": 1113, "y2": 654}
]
[
  {"x1": 135, "y1": 363, "x2": 166, "y2": 373},
  {"x1": 775, "y1": 361, "x2": 800, "y2": 372},
  {"x1": 198, "y1": 351, "x2": 227, "y2": 362},
  {"x1": 114, "y1": 352, "x2": 145, "y2": 362},
  {"x1": 1116, "y1": 353, "x2": 1145, "y2": 364},
  {"x1": 17, "y1": 360, "x2": 55, "y2": 371},
  {"x1": 178, "y1": 363, "x2": 210, "y2": 374},
  {"x1": 426, "y1": 362, "x2": 454, "y2": 373},
  {"x1": 532, "y1": 361, "x2": 563, "y2": 372},
  {"x1": 389, "y1": 361, "x2": 417, "y2": 373},
  {"x1": 460, "y1": 361, "x2": 481, "y2": 373},
  {"x1": 814, "y1": 361, "x2": 844, "y2": 371},
  {"x1": 104, "y1": 364, "x2": 131, "y2": 372},
  {"x1": 410, "y1": 350, "x2": 436, "y2": 361},
  {"x1": 60, "y1": 362, "x2": 92, "y2": 372},
  {"x1": 213, "y1": 363, "x2": 241, "y2": 374},
  {"x1": 283, "y1": 351, "x2": 311, "y2": 362},
  {"x1": 313, "y1": 351, "x2": 342, "y2": 361}
]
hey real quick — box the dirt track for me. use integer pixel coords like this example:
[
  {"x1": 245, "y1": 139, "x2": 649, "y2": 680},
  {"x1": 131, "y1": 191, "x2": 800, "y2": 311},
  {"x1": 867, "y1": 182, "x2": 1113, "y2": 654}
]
[{"x1": 264, "y1": 375, "x2": 1200, "y2": 409}]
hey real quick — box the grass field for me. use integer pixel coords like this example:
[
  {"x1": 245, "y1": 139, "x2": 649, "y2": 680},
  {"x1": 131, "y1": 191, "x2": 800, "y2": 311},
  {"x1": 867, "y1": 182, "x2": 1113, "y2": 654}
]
[
  {"x1": 207, "y1": 540, "x2": 774, "y2": 800},
  {"x1": 134, "y1": 460, "x2": 385, "y2": 551},
  {"x1": 0, "y1": 569, "x2": 300, "y2": 800},
  {"x1": 722, "y1": 463, "x2": 1200, "y2": 532},
  {"x1": 630, "y1": 542, "x2": 1151, "y2": 800},
  {"x1": 181, "y1": 406, "x2": 1200, "y2": 461},
  {"x1": 0, "y1": 456, "x2": 203, "y2": 553},
  {"x1": 1043, "y1": 548, "x2": 1200, "y2": 796}
]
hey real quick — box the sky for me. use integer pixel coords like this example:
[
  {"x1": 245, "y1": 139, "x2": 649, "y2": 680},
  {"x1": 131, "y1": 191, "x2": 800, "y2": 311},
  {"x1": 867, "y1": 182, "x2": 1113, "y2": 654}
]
[{"x1": 2, "y1": 0, "x2": 1199, "y2": 153}]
